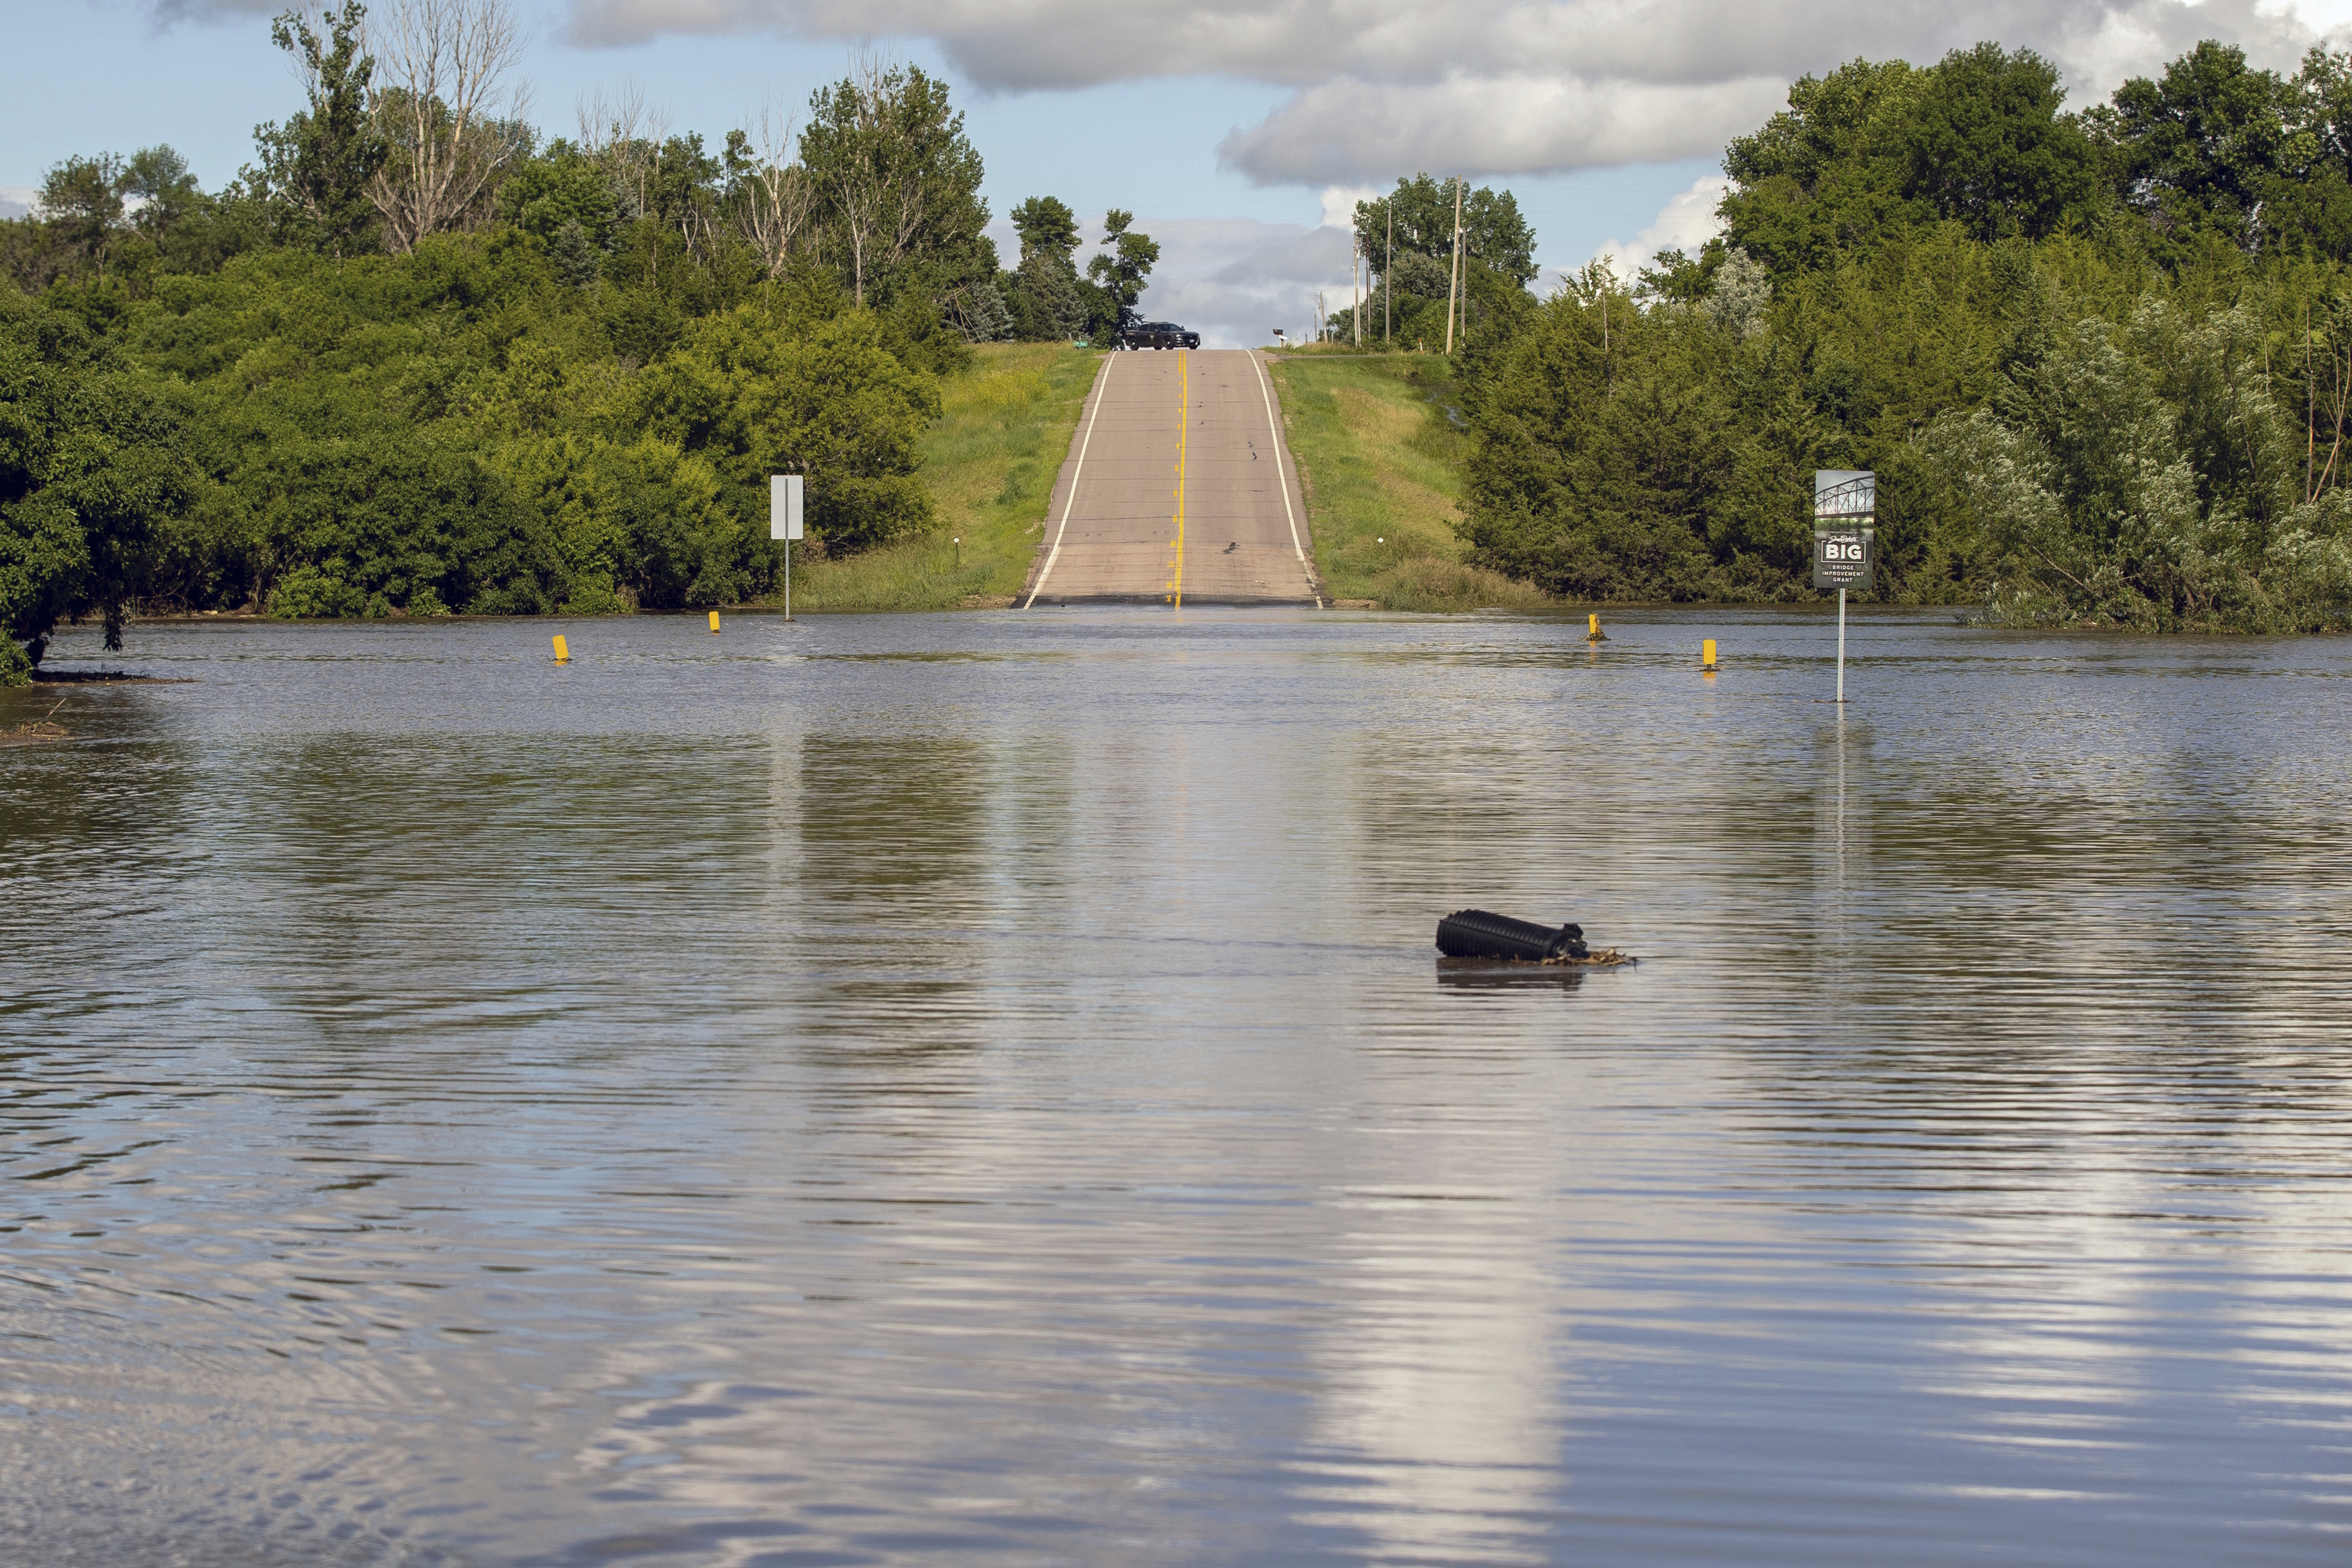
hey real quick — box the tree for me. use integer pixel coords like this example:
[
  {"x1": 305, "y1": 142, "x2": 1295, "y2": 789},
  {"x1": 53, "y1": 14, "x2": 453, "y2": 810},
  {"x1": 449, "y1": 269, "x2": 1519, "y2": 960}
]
[
  {"x1": 366, "y1": 0, "x2": 532, "y2": 253},
  {"x1": 1006, "y1": 247, "x2": 1086, "y2": 339},
  {"x1": 2093, "y1": 41, "x2": 2291, "y2": 254},
  {"x1": 1725, "y1": 59, "x2": 1917, "y2": 195},
  {"x1": 1718, "y1": 58, "x2": 1922, "y2": 275},
  {"x1": 723, "y1": 111, "x2": 814, "y2": 279},
  {"x1": 1010, "y1": 195, "x2": 1080, "y2": 263},
  {"x1": 1003, "y1": 194, "x2": 1086, "y2": 340},
  {"x1": 1086, "y1": 208, "x2": 1158, "y2": 329},
  {"x1": 1900, "y1": 44, "x2": 2100, "y2": 240},
  {"x1": 2, "y1": 295, "x2": 195, "y2": 676},
  {"x1": 497, "y1": 139, "x2": 622, "y2": 249},
  {"x1": 15, "y1": 144, "x2": 246, "y2": 295},
  {"x1": 800, "y1": 62, "x2": 988, "y2": 309},
  {"x1": 574, "y1": 81, "x2": 658, "y2": 224},
  {"x1": 1719, "y1": 48, "x2": 2104, "y2": 268},
  {"x1": 255, "y1": 2, "x2": 387, "y2": 258},
  {"x1": 34, "y1": 154, "x2": 124, "y2": 285},
  {"x1": 549, "y1": 219, "x2": 599, "y2": 287},
  {"x1": 121, "y1": 146, "x2": 203, "y2": 239},
  {"x1": 642, "y1": 133, "x2": 723, "y2": 257},
  {"x1": 1354, "y1": 175, "x2": 1538, "y2": 290},
  {"x1": 629, "y1": 307, "x2": 942, "y2": 557}
]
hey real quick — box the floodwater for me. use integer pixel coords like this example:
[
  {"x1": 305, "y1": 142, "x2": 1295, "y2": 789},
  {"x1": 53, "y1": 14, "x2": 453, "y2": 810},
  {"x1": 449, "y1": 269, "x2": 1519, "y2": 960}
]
[{"x1": 3, "y1": 607, "x2": 2350, "y2": 1566}]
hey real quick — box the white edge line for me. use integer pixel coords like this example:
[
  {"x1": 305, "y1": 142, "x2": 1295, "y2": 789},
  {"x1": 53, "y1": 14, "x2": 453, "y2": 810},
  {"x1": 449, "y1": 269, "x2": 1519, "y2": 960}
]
[
  {"x1": 1250, "y1": 350, "x2": 1321, "y2": 609},
  {"x1": 1024, "y1": 353, "x2": 1115, "y2": 610}
]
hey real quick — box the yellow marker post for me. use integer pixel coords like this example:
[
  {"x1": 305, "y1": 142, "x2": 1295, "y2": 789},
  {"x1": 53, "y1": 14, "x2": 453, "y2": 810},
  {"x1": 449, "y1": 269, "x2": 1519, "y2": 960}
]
[
  {"x1": 552, "y1": 634, "x2": 570, "y2": 663},
  {"x1": 708, "y1": 610, "x2": 721, "y2": 634},
  {"x1": 1702, "y1": 639, "x2": 1717, "y2": 671},
  {"x1": 1587, "y1": 612, "x2": 1606, "y2": 642}
]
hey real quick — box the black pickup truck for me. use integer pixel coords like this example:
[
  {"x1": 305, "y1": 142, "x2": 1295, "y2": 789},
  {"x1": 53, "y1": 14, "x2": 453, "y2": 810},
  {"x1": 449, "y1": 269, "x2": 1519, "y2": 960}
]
[{"x1": 1118, "y1": 321, "x2": 1200, "y2": 350}]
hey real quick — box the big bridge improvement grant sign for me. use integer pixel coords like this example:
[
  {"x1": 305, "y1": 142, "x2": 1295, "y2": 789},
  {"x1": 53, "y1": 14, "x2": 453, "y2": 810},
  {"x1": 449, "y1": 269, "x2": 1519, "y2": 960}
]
[
  {"x1": 1813, "y1": 469, "x2": 1874, "y2": 703},
  {"x1": 1812, "y1": 469, "x2": 1875, "y2": 591}
]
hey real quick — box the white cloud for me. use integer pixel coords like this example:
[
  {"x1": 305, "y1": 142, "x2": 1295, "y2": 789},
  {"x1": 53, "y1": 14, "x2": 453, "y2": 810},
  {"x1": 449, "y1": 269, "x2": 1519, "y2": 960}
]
[
  {"x1": 1319, "y1": 184, "x2": 1381, "y2": 229},
  {"x1": 0, "y1": 187, "x2": 36, "y2": 220},
  {"x1": 561, "y1": 0, "x2": 2347, "y2": 183},
  {"x1": 1592, "y1": 174, "x2": 1729, "y2": 279},
  {"x1": 1220, "y1": 72, "x2": 1790, "y2": 185}
]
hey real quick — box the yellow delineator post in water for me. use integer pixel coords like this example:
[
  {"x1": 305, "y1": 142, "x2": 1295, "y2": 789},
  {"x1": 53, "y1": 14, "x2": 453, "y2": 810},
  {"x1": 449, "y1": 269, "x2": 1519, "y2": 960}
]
[
  {"x1": 1702, "y1": 639, "x2": 1717, "y2": 670},
  {"x1": 708, "y1": 610, "x2": 721, "y2": 634},
  {"x1": 1586, "y1": 612, "x2": 1605, "y2": 642},
  {"x1": 552, "y1": 634, "x2": 570, "y2": 663}
]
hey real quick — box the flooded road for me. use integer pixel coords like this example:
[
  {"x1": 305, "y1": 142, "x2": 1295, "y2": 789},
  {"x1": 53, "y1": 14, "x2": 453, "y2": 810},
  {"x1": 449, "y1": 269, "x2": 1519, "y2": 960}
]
[{"x1": 4, "y1": 607, "x2": 2350, "y2": 1566}]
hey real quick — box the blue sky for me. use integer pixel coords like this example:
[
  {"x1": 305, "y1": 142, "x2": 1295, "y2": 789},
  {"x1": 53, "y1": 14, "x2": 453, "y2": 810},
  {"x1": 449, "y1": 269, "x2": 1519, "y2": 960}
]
[{"x1": 9, "y1": 0, "x2": 2352, "y2": 345}]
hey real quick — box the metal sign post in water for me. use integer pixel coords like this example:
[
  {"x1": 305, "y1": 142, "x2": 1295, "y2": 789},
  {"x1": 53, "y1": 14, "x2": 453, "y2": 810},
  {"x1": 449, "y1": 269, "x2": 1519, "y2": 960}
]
[
  {"x1": 769, "y1": 475, "x2": 805, "y2": 620},
  {"x1": 1812, "y1": 470, "x2": 1875, "y2": 704}
]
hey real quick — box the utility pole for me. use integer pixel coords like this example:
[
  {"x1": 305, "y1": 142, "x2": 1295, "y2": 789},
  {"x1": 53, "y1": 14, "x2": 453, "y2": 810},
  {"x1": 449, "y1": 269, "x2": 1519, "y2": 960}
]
[
  {"x1": 1352, "y1": 231, "x2": 1362, "y2": 348},
  {"x1": 1384, "y1": 205, "x2": 1393, "y2": 346},
  {"x1": 1444, "y1": 176, "x2": 1465, "y2": 356}
]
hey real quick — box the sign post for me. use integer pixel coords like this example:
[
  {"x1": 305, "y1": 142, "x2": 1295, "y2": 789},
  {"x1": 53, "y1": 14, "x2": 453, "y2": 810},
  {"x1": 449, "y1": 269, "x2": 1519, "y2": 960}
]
[
  {"x1": 769, "y1": 475, "x2": 805, "y2": 621},
  {"x1": 1812, "y1": 470, "x2": 1875, "y2": 704}
]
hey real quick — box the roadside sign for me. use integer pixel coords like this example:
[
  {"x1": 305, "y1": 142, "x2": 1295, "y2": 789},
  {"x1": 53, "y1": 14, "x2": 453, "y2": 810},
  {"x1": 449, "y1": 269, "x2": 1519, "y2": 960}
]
[
  {"x1": 1812, "y1": 469, "x2": 1873, "y2": 592},
  {"x1": 1812, "y1": 527, "x2": 1873, "y2": 590},
  {"x1": 1814, "y1": 469, "x2": 1875, "y2": 703},
  {"x1": 769, "y1": 475, "x2": 804, "y2": 541}
]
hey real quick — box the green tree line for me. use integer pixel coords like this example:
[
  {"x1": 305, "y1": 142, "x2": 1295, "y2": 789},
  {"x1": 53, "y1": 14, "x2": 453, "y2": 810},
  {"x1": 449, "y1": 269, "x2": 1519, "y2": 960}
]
[
  {"x1": 1445, "y1": 40, "x2": 2352, "y2": 630},
  {"x1": 2, "y1": 0, "x2": 1152, "y2": 681},
  {"x1": 1343, "y1": 175, "x2": 1538, "y2": 351}
]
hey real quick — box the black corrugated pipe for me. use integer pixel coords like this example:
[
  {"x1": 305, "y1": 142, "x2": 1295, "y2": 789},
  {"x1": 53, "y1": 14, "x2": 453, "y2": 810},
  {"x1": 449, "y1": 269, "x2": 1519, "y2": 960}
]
[{"x1": 1435, "y1": 909, "x2": 1587, "y2": 962}]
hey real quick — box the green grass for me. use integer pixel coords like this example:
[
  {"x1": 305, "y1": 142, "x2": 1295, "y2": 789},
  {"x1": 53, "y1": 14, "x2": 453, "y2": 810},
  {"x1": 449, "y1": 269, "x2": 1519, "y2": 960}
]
[
  {"x1": 781, "y1": 342, "x2": 1102, "y2": 611},
  {"x1": 783, "y1": 344, "x2": 1540, "y2": 615},
  {"x1": 1267, "y1": 354, "x2": 1551, "y2": 612}
]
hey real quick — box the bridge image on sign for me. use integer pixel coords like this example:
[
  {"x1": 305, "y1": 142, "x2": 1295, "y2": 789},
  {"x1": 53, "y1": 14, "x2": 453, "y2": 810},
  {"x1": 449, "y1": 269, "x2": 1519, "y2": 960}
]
[{"x1": 1815, "y1": 469, "x2": 1876, "y2": 519}]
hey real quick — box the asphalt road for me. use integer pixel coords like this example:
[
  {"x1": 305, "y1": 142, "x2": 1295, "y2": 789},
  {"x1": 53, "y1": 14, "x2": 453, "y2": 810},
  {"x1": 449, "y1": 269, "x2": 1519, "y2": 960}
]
[{"x1": 1020, "y1": 349, "x2": 1321, "y2": 607}]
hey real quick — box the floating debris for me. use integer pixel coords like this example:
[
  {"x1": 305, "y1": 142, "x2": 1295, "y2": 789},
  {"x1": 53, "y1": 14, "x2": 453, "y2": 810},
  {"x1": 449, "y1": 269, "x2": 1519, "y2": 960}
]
[
  {"x1": 28, "y1": 671, "x2": 188, "y2": 684},
  {"x1": 1437, "y1": 908, "x2": 1589, "y2": 962},
  {"x1": 1436, "y1": 949, "x2": 1635, "y2": 971}
]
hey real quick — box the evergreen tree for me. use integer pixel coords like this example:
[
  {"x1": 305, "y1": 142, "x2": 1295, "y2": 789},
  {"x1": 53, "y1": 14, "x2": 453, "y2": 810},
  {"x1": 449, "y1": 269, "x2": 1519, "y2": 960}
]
[
  {"x1": 1001, "y1": 195, "x2": 1087, "y2": 339},
  {"x1": 550, "y1": 219, "x2": 599, "y2": 288}
]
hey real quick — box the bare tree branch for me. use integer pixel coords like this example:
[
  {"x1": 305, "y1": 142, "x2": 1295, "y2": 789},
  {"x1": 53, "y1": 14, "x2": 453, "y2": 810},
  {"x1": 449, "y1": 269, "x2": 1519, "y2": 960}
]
[
  {"x1": 366, "y1": 0, "x2": 530, "y2": 253},
  {"x1": 730, "y1": 102, "x2": 813, "y2": 279}
]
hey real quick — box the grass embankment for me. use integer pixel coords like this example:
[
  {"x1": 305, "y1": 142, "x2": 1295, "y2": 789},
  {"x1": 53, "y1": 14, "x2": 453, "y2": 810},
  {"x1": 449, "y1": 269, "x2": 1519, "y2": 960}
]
[
  {"x1": 1267, "y1": 354, "x2": 1550, "y2": 612},
  {"x1": 782, "y1": 342, "x2": 1101, "y2": 610}
]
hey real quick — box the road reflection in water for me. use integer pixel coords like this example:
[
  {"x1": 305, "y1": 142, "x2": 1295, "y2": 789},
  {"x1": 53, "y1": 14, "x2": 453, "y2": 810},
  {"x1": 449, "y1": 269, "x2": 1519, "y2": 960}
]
[{"x1": 3, "y1": 609, "x2": 2350, "y2": 1566}]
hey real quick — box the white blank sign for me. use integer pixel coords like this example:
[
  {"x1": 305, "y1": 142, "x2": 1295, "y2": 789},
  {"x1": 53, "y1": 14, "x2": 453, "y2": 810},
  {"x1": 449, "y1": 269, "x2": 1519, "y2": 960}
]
[{"x1": 769, "y1": 475, "x2": 804, "y2": 541}]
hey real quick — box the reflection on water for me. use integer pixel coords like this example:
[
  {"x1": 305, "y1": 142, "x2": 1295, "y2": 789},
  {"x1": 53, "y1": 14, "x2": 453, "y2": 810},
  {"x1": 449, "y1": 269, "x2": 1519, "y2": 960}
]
[{"x1": 5, "y1": 609, "x2": 2352, "y2": 1566}]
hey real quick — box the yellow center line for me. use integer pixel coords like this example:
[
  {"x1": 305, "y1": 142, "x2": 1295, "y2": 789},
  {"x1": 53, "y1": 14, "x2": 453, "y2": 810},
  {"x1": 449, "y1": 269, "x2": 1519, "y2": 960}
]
[{"x1": 1173, "y1": 348, "x2": 1187, "y2": 609}]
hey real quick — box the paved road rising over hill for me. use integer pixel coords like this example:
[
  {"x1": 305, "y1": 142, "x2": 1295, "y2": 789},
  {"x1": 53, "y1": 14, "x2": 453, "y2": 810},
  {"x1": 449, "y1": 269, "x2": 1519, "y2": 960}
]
[{"x1": 1020, "y1": 349, "x2": 1321, "y2": 607}]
